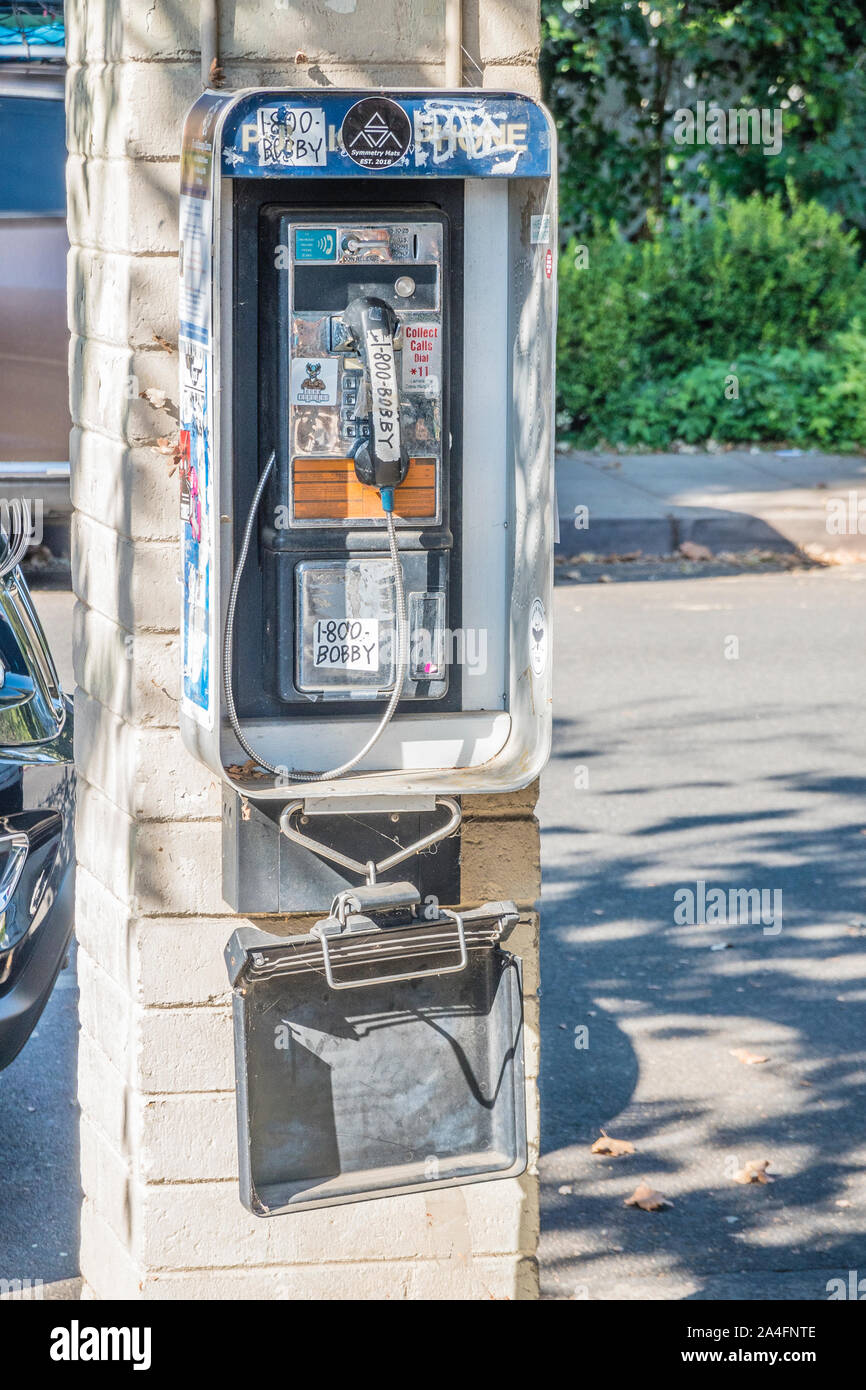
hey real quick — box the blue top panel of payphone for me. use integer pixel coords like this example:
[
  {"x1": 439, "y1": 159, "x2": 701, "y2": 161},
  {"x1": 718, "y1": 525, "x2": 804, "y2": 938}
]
[{"x1": 215, "y1": 90, "x2": 552, "y2": 180}]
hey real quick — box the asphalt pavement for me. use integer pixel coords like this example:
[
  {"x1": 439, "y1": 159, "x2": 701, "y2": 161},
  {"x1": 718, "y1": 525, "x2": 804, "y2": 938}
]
[
  {"x1": 538, "y1": 561, "x2": 866, "y2": 1299},
  {"x1": 4, "y1": 572, "x2": 866, "y2": 1301}
]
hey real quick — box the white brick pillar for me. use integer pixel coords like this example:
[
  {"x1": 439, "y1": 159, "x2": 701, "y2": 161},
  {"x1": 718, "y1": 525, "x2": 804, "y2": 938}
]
[{"x1": 68, "y1": 0, "x2": 543, "y2": 1299}]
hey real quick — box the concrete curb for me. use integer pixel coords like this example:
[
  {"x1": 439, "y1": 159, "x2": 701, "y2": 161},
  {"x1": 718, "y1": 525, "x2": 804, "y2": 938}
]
[{"x1": 555, "y1": 450, "x2": 866, "y2": 557}]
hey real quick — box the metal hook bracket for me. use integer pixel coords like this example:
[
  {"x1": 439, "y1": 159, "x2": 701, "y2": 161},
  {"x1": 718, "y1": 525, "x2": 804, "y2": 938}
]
[{"x1": 279, "y1": 795, "x2": 462, "y2": 886}]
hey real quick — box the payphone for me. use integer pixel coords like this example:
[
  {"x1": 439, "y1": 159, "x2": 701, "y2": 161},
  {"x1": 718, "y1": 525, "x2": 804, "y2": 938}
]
[
  {"x1": 226, "y1": 207, "x2": 455, "y2": 782},
  {"x1": 179, "y1": 90, "x2": 556, "y2": 1213},
  {"x1": 179, "y1": 89, "x2": 556, "y2": 807}
]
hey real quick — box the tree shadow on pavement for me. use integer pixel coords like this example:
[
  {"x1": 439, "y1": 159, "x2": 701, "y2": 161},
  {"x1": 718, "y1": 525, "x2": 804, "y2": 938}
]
[{"x1": 539, "y1": 694, "x2": 866, "y2": 1301}]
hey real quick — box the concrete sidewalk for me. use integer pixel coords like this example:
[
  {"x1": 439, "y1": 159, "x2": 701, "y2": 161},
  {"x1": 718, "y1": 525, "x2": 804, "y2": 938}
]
[{"x1": 555, "y1": 450, "x2": 866, "y2": 557}]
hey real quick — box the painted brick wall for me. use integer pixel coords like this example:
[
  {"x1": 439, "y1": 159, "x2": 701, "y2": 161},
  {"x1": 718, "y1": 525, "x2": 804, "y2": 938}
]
[{"x1": 68, "y1": 0, "x2": 543, "y2": 1300}]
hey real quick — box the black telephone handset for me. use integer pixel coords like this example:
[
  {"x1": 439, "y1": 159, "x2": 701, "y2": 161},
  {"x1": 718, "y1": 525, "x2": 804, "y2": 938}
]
[{"x1": 343, "y1": 296, "x2": 409, "y2": 494}]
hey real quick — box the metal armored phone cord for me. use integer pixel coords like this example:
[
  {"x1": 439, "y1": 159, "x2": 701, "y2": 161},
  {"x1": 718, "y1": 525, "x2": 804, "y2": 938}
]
[{"x1": 223, "y1": 452, "x2": 409, "y2": 782}]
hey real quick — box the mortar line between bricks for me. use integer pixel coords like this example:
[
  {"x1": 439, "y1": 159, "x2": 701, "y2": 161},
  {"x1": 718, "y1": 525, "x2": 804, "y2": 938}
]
[
  {"x1": 70, "y1": 416, "x2": 181, "y2": 453},
  {"x1": 78, "y1": 1029, "x2": 237, "y2": 1091},
  {"x1": 88, "y1": 803, "x2": 223, "y2": 828},
  {"x1": 70, "y1": 518, "x2": 176, "y2": 549},
  {"x1": 75, "y1": 883, "x2": 231, "y2": 924},
  {"x1": 64, "y1": 56, "x2": 540, "y2": 74},
  {"x1": 72, "y1": 693, "x2": 180, "y2": 732},
  {"x1": 83, "y1": 1080, "x2": 237, "y2": 1100},
  {"x1": 82, "y1": 1101, "x2": 235, "y2": 1160},
  {"x1": 142, "y1": 1254, "x2": 538, "y2": 1271},
  {"x1": 72, "y1": 604, "x2": 178, "y2": 638},
  {"x1": 110, "y1": 909, "x2": 243, "y2": 920},
  {"x1": 63, "y1": 56, "x2": 490, "y2": 69},
  {"x1": 75, "y1": 885, "x2": 241, "y2": 922},
  {"x1": 69, "y1": 244, "x2": 178, "y2": 259},
  {"x1": 69, "y1": 246, "x2": 180, "y2": 263},
  {"x1": 70, "y1": 328, "x2": 179, "y2": 356},
  {"x1": 75, "y1": 945, "x2": 230, "y2": 993},
  {"x1": 74, "y1": 779, "x2": 221, "y2": 822},
  {"x1": 71, "y1": 446, "x2": 181, "y2": 480},
  {"x1": 69, "y1": 152, "x2": 180, "y2": 166},
  {"x1": 66, "y1": 54, "x2": 199, "y2": 68},
  {"x1": 71, "y1": 467, "x2": 182, "y2": 508},
  {"x1": 74, "y1": 765, "x2": 222, "y2": 823},
  {"x1": 71, "y1": 518, "x2": 179, "y2": 546},
  {"x1": 141, "y1": 999, "x2": 231, "y2": 1010},
  {"x1": 66, "y1": 57, "x2": 529, "y2": 71},
  {"x1": 213, "y1": 57, "x2": 491, "y2": 68},
  {"x1": 70, "y1": 609, "x2": 178, "y2": 639},
  {"x1": 79, "y1": 1119, "x2": 131, "y2": 1176}
]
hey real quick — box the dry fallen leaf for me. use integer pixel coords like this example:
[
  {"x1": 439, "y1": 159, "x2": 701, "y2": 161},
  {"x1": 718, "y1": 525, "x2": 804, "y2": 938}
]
[
  {"x1": 591, "y1": 1130, "x2": 636, "y2": 1157},
  {"x1": 226, "y1": 759, "x2": 269, "y2": 780},
  {"x1": 624, "y1": 1182, "x2": 672, "y2": 1211},
  {"x1": 730, "y1": 1047, "x2": 769, "y2": 1066},
  {"x1": 679, "y1": 540, "x2": 713, "y2": 561},
  {"x1": 733, "y1": 1159, "x2": 774, "y2": 1185}
]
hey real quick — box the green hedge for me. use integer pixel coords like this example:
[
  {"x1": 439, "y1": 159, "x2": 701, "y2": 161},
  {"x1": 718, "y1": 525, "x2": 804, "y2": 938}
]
[
  {"x1": 623, "y1": 332, "x2": 866, "y2": 451},
  {"x1": 557, "y1": 192, "x2": 866, "y2": 449}
]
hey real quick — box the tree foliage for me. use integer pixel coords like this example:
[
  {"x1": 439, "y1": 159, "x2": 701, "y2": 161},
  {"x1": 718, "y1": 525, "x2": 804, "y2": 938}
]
[
  {"x1": 556, "y1": 191, "x2": 866, "y2": 445},
  {"x1": 541, "y1": 0, "x2": 866, "y2": 239}
]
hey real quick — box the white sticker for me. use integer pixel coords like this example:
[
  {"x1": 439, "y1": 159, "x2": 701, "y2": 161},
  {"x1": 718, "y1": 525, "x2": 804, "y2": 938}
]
[
  {"x1": 313, "y1": 619, "x2": 380, "y2": 671},
  {"x1": 529, "y1": 597, "x2": 547, "y2": 676},
  {"x1": 402, "y1": 321, "x2": 441, "y2": 392},
  {"x1": 178, "y1": 193, "x2": 212, "y2": 334},
  {"x1": 366, "y1": 325, "x2": 401, "y2": 462},
  {"x1": 530, "y1": 213, "x2": 551, "y2": 245},
  {"x1": 257, "y1": 106, "x2": 327, "y2": 167},
  {"x1": 291, "y1": 356, "x2": 338, "y2": 405}
]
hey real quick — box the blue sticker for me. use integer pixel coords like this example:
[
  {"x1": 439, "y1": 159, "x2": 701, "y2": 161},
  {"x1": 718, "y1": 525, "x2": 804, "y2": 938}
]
[
  {"x1": 294, "y1": 227, "x2": 337, "y2": 261},
  {"x1": 218, "y1": 91, "x2": 552, "y2": 180}
]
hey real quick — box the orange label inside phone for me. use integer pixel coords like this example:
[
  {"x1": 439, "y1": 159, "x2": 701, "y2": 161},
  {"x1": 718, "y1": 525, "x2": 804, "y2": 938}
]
[{"x1": 292, "y1": 456, "x2": 436, "y2": 520}]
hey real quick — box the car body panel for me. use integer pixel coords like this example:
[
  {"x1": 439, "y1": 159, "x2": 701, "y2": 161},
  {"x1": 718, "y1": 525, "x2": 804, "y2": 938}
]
[
  {"x1": 0, "y1": 66, "x2": 71, "y2": 510},
  {"x1": 0, "y1": 756, "x2": 74, "y2": 1069},
  {"x1": 0, "y1": 585, "x2": 74, "y2": 1071}
]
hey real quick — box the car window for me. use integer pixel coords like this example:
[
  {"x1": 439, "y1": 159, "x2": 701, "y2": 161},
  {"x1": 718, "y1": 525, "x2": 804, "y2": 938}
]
[{"x1": 0, "y1": 96, "x2": 65, "y2": 215}]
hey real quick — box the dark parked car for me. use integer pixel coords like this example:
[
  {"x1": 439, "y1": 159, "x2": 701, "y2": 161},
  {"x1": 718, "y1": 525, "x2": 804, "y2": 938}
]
[
  {"x1": 0, "y1": 520, "x2": 73, "y2": 1069},
  {"x1": 0, "y1": 10, "x2": 74, "y2": 1069}
]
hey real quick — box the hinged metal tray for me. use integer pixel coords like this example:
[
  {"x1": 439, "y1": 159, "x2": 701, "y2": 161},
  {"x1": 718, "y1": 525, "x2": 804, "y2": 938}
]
[{"x1": 225, "y1": 901, "x2": 525, "y2": 1215}]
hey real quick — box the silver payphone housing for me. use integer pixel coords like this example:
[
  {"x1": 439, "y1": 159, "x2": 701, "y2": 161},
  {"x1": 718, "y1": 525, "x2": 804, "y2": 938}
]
[{"x1": 179, "y1": 89, "x2": 557, "y2": 804}]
